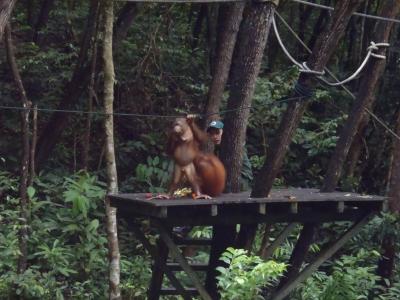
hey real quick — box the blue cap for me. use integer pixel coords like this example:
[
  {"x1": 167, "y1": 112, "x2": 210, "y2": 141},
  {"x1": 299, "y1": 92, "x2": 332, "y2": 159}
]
[{"x1": 208, "y1": 120, "x2": 224, "y2": 129}]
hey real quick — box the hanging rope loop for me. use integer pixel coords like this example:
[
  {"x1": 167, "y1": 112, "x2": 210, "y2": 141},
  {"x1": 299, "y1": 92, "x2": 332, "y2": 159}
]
[
  {"x1": 367, "y1": 41, "x2": 390, "y2": 59},
  {"x1": 272, "y1": 12, "x2": 390, "y2": 87}
]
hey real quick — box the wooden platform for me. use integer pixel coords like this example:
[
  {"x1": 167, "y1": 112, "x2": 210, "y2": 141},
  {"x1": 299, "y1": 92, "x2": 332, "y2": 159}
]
[
  {"x1": 109, "y1": 188, "x2": 386, "y2": 300},
  {"x1": 109, "y1": 188, "x2": 386, "y2": 225}
]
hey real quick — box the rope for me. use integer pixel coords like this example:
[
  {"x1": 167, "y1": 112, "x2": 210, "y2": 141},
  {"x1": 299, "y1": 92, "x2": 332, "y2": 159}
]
[
  {"x1": 272, "y1": 15, "x2": 325, "y2": 76},
  {"x1": 319, "y1": 42, "x2": 389, "y2": 86},
  {"x1": 274, "y1": 11, "x2": 400, "y2": 142},
  {"x1": 292, "y1": 0, "x2": 400, "y2": 24},
  {"x1": 0, "y1": 95, "x2": 305, "y2": 119},
  {"x1": 273, "y1": 13, "x2": 389, "y2": 86}
]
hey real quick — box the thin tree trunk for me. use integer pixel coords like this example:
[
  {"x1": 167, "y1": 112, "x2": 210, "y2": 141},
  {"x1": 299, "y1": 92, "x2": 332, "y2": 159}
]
[
  {"x1": 35, "y1": 0, "x2": 100, "y2": 167},
  {"x1": 322, "y1": 0, "x2": 400, "y2": 192},
  {"x1": 114, "y1": 2, "x2": 138, "y2": 46},
  {"x1": 35, "y1": 0, "x2": 139, "y2": 167},
  {"x1": 102, "y1": 0, "x2": 120, "y2": 298},
  {"x1": 82, "y1": 14, "x2": 100, "y2": 171},
  {"x1": 4, "y1": 23, "x2": 31, "y2": 274},
  {"x1": 29, "y1": 106, "x2": 38, "y2": 186},
  {"x1": 191, "y1": 4, "x2": 207, "y2": 50},
  {"x1": 204, "y1": 2, "x2": 245, "y2": 128},
  {"x1": 252, "y1": 0, "x2": 363, "y2": 198},
  {"x1": 206, "y1": 4, "x2": 219, "y2": 76},
  {"x1": 0, "y1": 0, "x2": 17, "y2": 40},
  {"x1": 221, "y1": 0, "x2": 276, "y2": 193},
  {"x1": 307, "y1": 1, "x2": 330, "y2": 51},
  {"x1": 32, "y1": 0, "x2": 55, "y2": 43}
]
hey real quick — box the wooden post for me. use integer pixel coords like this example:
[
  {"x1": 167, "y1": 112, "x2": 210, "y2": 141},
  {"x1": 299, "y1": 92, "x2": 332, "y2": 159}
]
[{"x1": 270, "y1": 214, "x2": 372, "y2": 300}]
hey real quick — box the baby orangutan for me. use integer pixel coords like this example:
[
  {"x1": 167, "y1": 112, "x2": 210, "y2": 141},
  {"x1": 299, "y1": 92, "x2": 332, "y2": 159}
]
[{"x1": 160, "y1": 116, "x2": 226, "y2": 199}]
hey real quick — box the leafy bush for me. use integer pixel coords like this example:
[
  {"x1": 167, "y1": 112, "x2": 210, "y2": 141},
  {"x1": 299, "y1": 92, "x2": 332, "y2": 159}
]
[
  {"x1": 294, "y1": 250, "x2": 382, "y2": 300},
  {"x1": 216, "y1": 247, "x2": 286, "y2": 300}
]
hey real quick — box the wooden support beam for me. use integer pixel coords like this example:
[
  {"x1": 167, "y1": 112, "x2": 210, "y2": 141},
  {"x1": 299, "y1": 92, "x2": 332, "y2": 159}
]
[
  {"x1": 154, "y1": 220, "x2": 213, "y2": 300},
  {"x1": 290, "y1": 202, "x2": 298, "y2": 214},
  {"x1": 148, "y1": 233, "x2": 169, "y2": 300},
  {"x1": 277, "y1": 223, "x2": 317, "y2": 289},
  {"x1": 259, "y1": 203, "x2": 267, "y2": 214},
  {"x1": 128, "y1": 223, "x2": 192, "y2": 300},
  {"x1": 269, "y1": 213, "x2": 373, "y2": 300},
  {"x1": 211, "y1": 205, "x2": 218, "y2": 216},
  {"x1": 262, "y1": 223, "x2": 297, "y2": 260},
  {"x1": 337, "y1": 201, "x2": 345, "y2": 213}
]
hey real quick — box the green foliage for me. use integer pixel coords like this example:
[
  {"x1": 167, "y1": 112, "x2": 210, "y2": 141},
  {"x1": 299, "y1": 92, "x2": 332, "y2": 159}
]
[
  {"x1": 216, "y1": 247, "x2": 286, "y2": 300},
  {"x1": 133, "y1": 155, "x2": 173, "y2": 193},
  {"x1": 294, "y1": 250, "x2": 382, "y2": 300},
  {"x1": 0, "y1": 172, "x2": 109, "y2": 299}
]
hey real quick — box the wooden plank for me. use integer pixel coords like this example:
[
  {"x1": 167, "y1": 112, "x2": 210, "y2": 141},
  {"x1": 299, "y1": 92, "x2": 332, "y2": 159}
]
[
  {"x1": 269, "y1": 213, "x2": 373, "y2": 300},
  {"x1": 154, "y1": 220, "x2": 213, "y2": 300},
  {"x1": 109, "y1": 189, "x2": 386, "y2": 209},
  {"x1": 160, "y1": 287, "x2": 199, "y2": 295}
]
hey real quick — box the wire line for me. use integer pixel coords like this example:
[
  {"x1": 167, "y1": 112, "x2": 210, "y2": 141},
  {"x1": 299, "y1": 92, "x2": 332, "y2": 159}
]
[{"x1": 292, "y1": 0, "x2": 400, "y2": 24}]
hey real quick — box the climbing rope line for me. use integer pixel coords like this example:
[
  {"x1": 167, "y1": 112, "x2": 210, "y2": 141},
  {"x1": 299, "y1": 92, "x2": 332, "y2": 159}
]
[
  {"x1": 292, "y1": 0, "x2": 400, "y2": 24},
  {"x1": 272, "y1": 13, "x2": 389, "y2": 86},
  {"x1": 0, "y1": 95, "x2": 304, "y2": 120},
  {"x1": 274, "y1": 11, "x2": 400, "y2": 142}
]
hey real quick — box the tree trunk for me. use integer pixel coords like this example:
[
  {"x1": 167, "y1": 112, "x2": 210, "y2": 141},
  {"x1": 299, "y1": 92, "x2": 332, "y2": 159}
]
[
  {"x1": 307, "y1": 1, "x2": 330, "y2": 51},
  {"x1": 252, "y1": 0, "x2": 363, "y2": 198},
  {"x1": 387, "y1": 110, "x2": 400, "y2": 213},
  {"x1": 35, "y1": 0, "x2": 138, "y2": 168},
  {"x1": 322, "y1": 0, "x2": 400, "y2": 192},
  {"x1": 343, "y1": 113, "x2": 369, "y2": 178},
  {"x1": 32, "y1": 0, "x2": 56, "y2": 43},
  {"x1": 191, "y1": 4, "x2": 207, "y2": 50},
  {"x1": 114, "y1": 2, "x2": 138, "y2": 46},
  {"x1": 277, "y1": 223, "x2": 316, "y2": 289},
  {"x1": 220, "y1": 0, "x2": 276, "y2": 193},
  {"x1": 376, "y1": 109, "x2": 400, "y2": 285},
  {"x1": 206, "y1": 4, "x2": 219, "y2": 76},
  {"x1": 35, "y1": 0, "x2": 100, "y2": 167},
  {"x1": 4, "y1": 23, "x2": 31, "y2": 274},
  {"x1": 203, "y1": 2, "x2": 245, "y2": 128},
  {"x1": 29, "y1": 106, "x2": 38, "y2": 185},
  {"x1": 0, "y1": 0, "x2": 16, "y2": 40},
  {"x1": 101, "y1": 0, "x2": 121, "y2": 298}
]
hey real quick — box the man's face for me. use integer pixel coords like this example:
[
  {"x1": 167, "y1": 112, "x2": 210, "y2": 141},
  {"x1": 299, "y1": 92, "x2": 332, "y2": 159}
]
[{"x1": 208, "y1": 128, "x2": 223, "y2": 145}]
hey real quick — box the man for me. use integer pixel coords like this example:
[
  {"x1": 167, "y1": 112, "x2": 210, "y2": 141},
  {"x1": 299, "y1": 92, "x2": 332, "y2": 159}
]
[{"x1": 207, "y1": 120, "x2": 253, "y2": 191}]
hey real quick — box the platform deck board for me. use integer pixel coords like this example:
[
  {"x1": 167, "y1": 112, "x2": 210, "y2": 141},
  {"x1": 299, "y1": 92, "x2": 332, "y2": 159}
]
[{"x1": 109, "y1": 188, "x2": 385, "y2": 207}]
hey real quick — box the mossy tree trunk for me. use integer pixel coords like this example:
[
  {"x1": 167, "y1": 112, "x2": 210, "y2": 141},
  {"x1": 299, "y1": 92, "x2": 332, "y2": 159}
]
[
  {"x1": 4, "y1": 22, "x2": 31, "y2": 274},
  {"x1": 101, "y1": 0, "x2": 121, "y2": 298}
]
